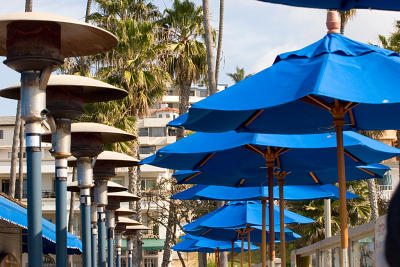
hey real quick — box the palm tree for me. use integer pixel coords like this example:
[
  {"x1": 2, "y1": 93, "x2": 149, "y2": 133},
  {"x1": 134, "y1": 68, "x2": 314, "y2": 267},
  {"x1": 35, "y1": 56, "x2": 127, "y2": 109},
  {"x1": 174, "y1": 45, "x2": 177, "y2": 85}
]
[
  {"x1": 87, "y1": 2, "x2": 170, "y2": 266},
  {"x1": 227, "y1": 66, "x2": 251, "y2": 83},
  {"x1": 215, "y1": 0, "x2": 224, "y2": 88},
  {"x1": 161, "y1": 0, "x2": 207, "y2": 136},
  {"x1": 10, "y1": 0, "x2": 33, "y2": 198},
  {"x1": 202, "y1": 0, "x2": 216, "y2": 95},
  {"x1": 160, "y1": 1, "x2": 207, "y2": 265},
  {"x1": 85, "y1": 0, "x2": 93, "y2": 22},
  {"x1": 339, "y1": 10, "x2": 356, "y2": 35}
]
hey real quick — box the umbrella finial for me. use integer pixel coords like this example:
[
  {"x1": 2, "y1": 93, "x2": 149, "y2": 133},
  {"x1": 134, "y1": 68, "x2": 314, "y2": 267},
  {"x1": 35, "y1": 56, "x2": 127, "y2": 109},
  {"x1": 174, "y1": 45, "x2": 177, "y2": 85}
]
[{"x1": 326, "y1": 10, "x2": 340, "y2": 34}]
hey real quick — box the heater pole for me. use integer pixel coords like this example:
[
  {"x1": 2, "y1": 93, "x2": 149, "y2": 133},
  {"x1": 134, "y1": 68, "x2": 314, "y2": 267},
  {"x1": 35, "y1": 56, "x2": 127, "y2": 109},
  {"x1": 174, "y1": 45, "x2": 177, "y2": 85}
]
[
  {"x1": 98, "y1": 206, "x2": 107, "y2": 267},
  {"x1": 77, "y1": 157, "x2": 93, "y2": 267},
  {"x1": 52, "y1": 118, "x2": 71, "y2": 267},
  {"x1": 21, "y1": 71, "x2": 46, "y2": 267}
]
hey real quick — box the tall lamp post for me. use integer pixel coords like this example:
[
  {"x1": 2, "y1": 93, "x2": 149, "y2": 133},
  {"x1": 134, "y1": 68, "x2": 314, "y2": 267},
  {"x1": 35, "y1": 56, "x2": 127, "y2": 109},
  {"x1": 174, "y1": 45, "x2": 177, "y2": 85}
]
[
  {"x1": 0, "y1": 75, "x2": 127, "y2": 267},
  {"x1": 0, "y1": 13, "x2": 117, "y2": 267}
]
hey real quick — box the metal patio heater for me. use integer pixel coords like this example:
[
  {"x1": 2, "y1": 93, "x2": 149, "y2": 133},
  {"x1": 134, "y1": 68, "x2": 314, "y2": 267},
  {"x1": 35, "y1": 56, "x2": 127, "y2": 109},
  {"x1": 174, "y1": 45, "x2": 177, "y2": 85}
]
[
  {"x1": 107, "y1": 191, "x2": 140, "y2": 267},
  {"x1": 0, "y1": 13, "x2": 117, "y2": 266},
  {"x1": 44, "y1": 122, "x2": 134, "y2": 267},
  {"x1": 67, "y1": 180, "x2": 129, "y2": 267},
  {"x1": 0, "y1": 74, "x2": 127, "y2": 267},
  {"x1": 124, "y1": 225, "x2": 151, "y2": 267},
  {"x1": 115, "y1": 217, "x2": 142, "y2": 267},
  {"x1": 69, "y1": 150, "x2": 138, "y2": 267}
]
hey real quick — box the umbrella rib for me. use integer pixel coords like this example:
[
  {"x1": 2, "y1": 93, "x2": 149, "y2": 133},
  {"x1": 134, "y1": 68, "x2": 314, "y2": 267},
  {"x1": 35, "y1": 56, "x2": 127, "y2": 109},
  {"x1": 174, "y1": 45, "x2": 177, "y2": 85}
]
[
  {"x1": 359, "y1": 168, "x2": 376, "y2": 176},
  {"x1": 182, "y1": 172, "x2": 201, "y2": 183},
  {"x1": 243, "y1": 144, "x2": 265, "y2": 157},
  {"x1": 343, "y1": 150, "x2": 361, "y2": 163},
  {"x1": 238, "y1": 109, "x2": 264, "y2": 129},
  {"x1": 308, "y1": 172, "x2": 320, "y2": 184},
  {"x1": 300, "y1": 95, "x2": 332, "y2": 112},
  {"x1": 194, "y1": 152, "x2": 216, "y2": 169}
]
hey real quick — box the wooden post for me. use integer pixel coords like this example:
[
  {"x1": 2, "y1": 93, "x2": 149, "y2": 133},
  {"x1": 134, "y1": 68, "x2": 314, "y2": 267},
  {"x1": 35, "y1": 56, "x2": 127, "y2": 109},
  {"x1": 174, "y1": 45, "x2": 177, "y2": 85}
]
[
  {"x1": 215, "y1": 249, "x2": 218, "y2": 267},
  {"x1": 231, "y1": 241, "x2": 234, "y2": 267},
  {"x1": 267, "y1": 161, "x2": 275, "y2": 267},
  {"x1": 278, "y1": 175, "x2": 286, "y2": 267},
  {"x1": 261, "y1": 197, "x2": 267, "y2": 267},
  {"x1": 247, "y1": 228, "x2": 251, "y2": 267},
  {"x1": 241, "y1": 231, "x2": 244, "y2": 267},
  {"x1": 333, "y1": 104, "x2": 349, "y2": 267}
]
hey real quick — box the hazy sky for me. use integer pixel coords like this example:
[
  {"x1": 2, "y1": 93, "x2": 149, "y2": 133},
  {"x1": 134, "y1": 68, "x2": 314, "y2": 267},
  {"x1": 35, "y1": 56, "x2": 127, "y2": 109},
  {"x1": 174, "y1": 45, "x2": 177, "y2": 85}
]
[{"x1": 0, "y1": 0, "x2": 399, "y2": 116}]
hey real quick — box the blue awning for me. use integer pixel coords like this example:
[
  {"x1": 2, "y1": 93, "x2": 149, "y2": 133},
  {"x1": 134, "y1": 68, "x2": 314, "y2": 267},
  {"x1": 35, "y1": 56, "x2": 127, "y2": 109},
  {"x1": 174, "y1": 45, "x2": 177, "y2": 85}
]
[{"x1": 0, "y1": 193, "x2": 82, "y2": 254}]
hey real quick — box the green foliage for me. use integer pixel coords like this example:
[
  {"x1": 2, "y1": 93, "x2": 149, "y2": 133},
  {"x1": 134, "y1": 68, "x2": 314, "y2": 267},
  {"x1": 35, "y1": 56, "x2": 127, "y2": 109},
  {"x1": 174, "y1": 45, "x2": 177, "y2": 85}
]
[
  {"x1": 226, "y1": 66, "x2": 252, "y2": 83},
  {"x1": 378, "y1": 21, "x2": 400, "y2": 53},
  {"x1": 161, "y1": 0, "x2": 207, "y2": 89}
]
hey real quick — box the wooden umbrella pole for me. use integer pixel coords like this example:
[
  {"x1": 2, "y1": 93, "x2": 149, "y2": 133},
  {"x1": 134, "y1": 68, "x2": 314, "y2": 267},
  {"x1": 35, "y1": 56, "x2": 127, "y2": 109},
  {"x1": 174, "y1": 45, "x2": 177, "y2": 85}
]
[
  {"x1": 231, "y1": 241, "x2": 235, "y2": 267},
  {"x1": 215, "y1": 249, "x2": 218, "y2": 267},
  {"x1": 241, "y1": 231, "x2": 244, "y2": 267},
  {"x1": 277, "y1": 174, "x2": 286, "y2": 267},
  {"x1": 333, "y1": 104, "x2": 349, "y2": 267},
  {"x1": 247, "y1": 228, "x2": 251, "y2": 267},
  {"x1": 261, "y1": 197, "x2": 267, "y2": 267},
  {"x1": 267, "y1": 162, "x2": 275, "y2": 267}
]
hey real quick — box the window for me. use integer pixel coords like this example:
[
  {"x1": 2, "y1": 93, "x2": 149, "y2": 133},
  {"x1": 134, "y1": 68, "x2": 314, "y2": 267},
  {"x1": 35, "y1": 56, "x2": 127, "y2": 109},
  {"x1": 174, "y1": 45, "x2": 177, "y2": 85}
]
[
  {"x1": 158, "y1": 114, "x2": 162, "y2": 118},
  {"x1": 173, "y1": 115, "x2": 177, "y2": 119},
  {"x1": 1, "y1": 180, "x2": 9, "y2": 195},
  {"x1": 140, "y1": 146, "x2": 156, "y2": 155},
  {"x1": 139, "y1": 128, "x2": 149, "y2": 136},
  {"x1": 165, "y1": 114, "x2": 170, "y2": 118},
  {"x1": 168, "y1": 128, "x2": 176, "y2": 136},
  {"x1": 140, "y1": 179, "x2": 155, "y2": 190},
  {"x1": 0, "y1": 130, "x2": 3, "y2": 139},
  {"x1": 189, "y1": 90, "x2": 195, "y2": 96},
  {"x1": 149, "y1": 127, "x2": 166, "y2": 137}
]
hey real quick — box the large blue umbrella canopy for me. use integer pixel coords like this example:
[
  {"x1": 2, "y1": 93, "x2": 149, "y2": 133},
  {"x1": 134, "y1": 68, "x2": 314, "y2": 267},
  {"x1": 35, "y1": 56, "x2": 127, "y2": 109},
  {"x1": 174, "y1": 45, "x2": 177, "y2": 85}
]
[
  {"x1": 256, "y1": 0, "x2": 400, "y2": 11},
  {"x1": 184, "y1": 201, "x2": 314, "y2": 229},
  {"x1": 172, "y1": 163, "x2": 389, "y2": 187},
  {"x1": 141, "y1": 131, "x2": 397, "y2": 185},
  {"x1": 172, "y1": 235, "x2": 258, "y2": 253},
  {"x1": 185, "y1": 225, "x2": 301, "y2": 244},
  {"x1": 171, "y1": 184, "x2": 359, "y2": 201},
  {"x1": 168, "y1": 34, "x2": 400, "y2": 134}
]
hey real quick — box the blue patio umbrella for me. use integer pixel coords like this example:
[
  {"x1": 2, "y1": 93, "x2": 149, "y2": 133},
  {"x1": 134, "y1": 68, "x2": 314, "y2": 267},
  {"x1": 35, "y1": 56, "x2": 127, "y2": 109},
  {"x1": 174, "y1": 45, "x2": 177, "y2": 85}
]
[
  {"x1": 141, "y1": 131, "x2": 398, "y2": 266},
  {"x1": 183, "y1": 201, "x2": 313, "y2": 230},
  {"x1": 185, "y1": 225, "x2": 300, "y2": 244},
  {"x1": 183, "y1": 200, "x2": 308, "y2": 266},
  {"x1": 171, "y1": 184, "x2": 359, "y2": 201},
  {"x1": 256, "y1": 0, "x2": 400, "y2": 11},
  {"x1": 166, "y1": 30, "x2": 400, "y2": 266},
  {"x1": 173, "y1": 234, "x2": 258, "y2": 267},
  {"x1": 171, "y1": 163, "x2": 389, "y2": 187}
]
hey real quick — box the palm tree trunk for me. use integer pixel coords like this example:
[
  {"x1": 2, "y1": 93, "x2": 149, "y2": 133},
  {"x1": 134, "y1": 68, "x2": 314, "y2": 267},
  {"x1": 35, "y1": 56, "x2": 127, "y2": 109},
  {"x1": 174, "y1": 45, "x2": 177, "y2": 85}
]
[
  {"x1": 367, "y1": 179, "x2": 379, "y2": 221},
  {"x1": 85, "y1": 0, "x2": 93, "y2": 22},
  {"x1": 25, "y1": 0, "x2": 32, "y2": 12},
  {"x1": 18, "y1": 119, "x2": 24, "y2": 200},
  {"x1": 202, "y1": 0, "x2": 217, "y2": 95},
  {"x1": 128, "y1": 141, "x2": 143, "y2": 267},
  {"x1": 176, "y1": 81, "x2": 191, "y2": 140},
  {"x1": 161, "y1": 201, "x2": 177, "y2": 267},
  {"x1": 9, "y1": 102, "x2": 21, "y2": 198},
  {"x1": 215, "y1": 0, "x2": 224, "y2": 88}
]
